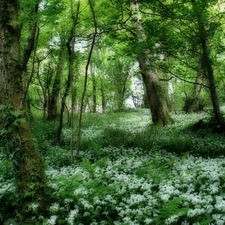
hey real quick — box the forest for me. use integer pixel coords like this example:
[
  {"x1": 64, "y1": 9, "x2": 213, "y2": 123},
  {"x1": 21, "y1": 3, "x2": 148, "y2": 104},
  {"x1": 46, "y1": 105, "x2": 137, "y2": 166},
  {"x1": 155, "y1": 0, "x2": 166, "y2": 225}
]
[{"x1": 1, "y1": 0, "x2": 225, "y2": 224}]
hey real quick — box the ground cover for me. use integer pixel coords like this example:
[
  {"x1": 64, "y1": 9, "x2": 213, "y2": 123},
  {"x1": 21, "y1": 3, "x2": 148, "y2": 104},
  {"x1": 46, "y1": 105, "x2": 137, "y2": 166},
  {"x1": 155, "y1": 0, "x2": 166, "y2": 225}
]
[{"x1": 1, "y1": 109, "x2": 225, "y2": 224}]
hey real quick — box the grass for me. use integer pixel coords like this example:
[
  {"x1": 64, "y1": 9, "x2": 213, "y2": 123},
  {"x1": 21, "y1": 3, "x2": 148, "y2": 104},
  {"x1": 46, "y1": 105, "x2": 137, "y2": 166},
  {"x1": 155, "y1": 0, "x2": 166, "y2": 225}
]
[{"x1": 1, "y1": 109, "x2": 225, "y2": 224}]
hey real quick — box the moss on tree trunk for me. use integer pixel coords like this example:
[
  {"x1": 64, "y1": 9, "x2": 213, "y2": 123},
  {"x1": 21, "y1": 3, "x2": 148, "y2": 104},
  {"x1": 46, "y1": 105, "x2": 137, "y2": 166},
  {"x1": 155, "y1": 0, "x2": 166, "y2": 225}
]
[
  {"x1": 139, "y1": 58, "x2": 173, "y2": 126},
  {"x1": 0, "y1": 0, "x2": 47, "y2": 220}
]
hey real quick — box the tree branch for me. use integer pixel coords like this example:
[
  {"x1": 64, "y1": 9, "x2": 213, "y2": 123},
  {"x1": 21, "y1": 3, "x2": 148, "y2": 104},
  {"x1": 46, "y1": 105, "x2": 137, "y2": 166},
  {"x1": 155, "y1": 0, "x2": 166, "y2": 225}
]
[
  {"x1": 77, "y1": 0, "x2": 97, "y2": 157},
  {"x1": 21, "y1": 4, "x2": 39, "y2": 71}
]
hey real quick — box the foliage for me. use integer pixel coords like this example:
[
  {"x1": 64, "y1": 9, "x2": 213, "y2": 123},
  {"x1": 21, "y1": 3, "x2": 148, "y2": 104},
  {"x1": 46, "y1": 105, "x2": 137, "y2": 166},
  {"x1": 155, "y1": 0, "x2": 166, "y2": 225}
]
[
  {"x1": 4, "y1": 0, "x2": 225, "y2": 223},
  {"x1": 2, "y1": 109, "x2": 225, "y2": 224},
  {"x1": 0, "y1": 104, "x2": 26, "y2": 154},
  {"x1": 153, "y1": 197, "x2": 189, "y2": 224}
]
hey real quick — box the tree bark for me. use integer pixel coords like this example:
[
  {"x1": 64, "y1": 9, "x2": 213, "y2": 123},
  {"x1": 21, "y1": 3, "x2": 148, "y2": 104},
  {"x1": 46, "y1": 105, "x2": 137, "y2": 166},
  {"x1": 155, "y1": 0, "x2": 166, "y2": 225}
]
[
  {"x1": 130, "y1": 2, "x2": 172, "y2": 126},
  {"x1": 48, "y1": 38, "x2": 66, "y2": 120},
  {"x1": 139, "y1": 57, "x2": 172, "y2": 126},
  {"x1": 77, "y1": 0, "x2": 97, "y2": 156},
  {"x1": 184, "y1": 67, "x2": 203, "y2": 113},
  {"x1": 57, "y1": 0, "x2": 80, "y2": 142},
  {"x1": 21, "y1": 3, "x2": 39, "y2": 72},
  {"x1": 0, "y1": 0, "x2": 47, "y2": 220},
  {"x1": 101, "y1": 77, "x2": 106, "y2": 112},
  {"x1": 57, "y1": 63, "x2": 71, "y2": 141},
  {"x1": 200, "y1": 34, "x2": 225, "y2": 128},
  {"x1": 191, "y1": 0, "x2": 225, "y2": 128},
  {"x1": 92, "y1": 73, "x2": 97, "y2": 113}
]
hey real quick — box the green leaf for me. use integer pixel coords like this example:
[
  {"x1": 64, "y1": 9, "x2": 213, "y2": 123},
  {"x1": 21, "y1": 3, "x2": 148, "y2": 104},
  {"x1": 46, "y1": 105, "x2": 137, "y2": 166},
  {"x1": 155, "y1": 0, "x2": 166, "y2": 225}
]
[
  {"x1": 24, "y1": 190, "x2": 36, "y2": 198},
  {"x1": 13, "y1": 118, "x2": 26, "y2": 126},
  {"x1": 0, "y1": 129, "x2": 12, "y2": 136},
  {"x1": 154, "y1": 197, "x2": 188, "y2": 221},
  {"x1": 200, "y1": 218, "x2": 213, "y2": 225},
  {"x1": 17, "y1": 118, "x2": 26, "y2": 124}
]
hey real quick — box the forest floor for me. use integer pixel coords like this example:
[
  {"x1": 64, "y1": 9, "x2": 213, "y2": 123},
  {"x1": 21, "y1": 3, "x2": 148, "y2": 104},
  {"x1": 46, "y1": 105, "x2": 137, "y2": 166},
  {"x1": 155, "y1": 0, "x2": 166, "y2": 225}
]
[{"x1": 1, "y1": 109, "x2": 225, "y2": 224}]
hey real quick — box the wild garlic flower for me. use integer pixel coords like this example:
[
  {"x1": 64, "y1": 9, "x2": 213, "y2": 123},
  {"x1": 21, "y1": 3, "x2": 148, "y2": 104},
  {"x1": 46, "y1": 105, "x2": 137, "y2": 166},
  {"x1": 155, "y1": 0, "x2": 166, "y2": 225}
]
[
  {"x1": 49, "y1": 203, "x2": 59, "y2": 213},
  {"x1": 187, "y1": 208, "x2": 205, "y2": 218},
  {"x1": 165, "y1": 214, "x2": 180, "y2": 224},
  {"x1": 215, "y1": 199, "x2": 225, "y2": 212},
  {"x1": 45, "y1": 215, "x2": 57, "y2": 225},
  {"x1": 74, "y1": 187, "x2": 89, "y2": 196},
  {"x1": 67, "y1": 208, "x2": 79, "y2": 225},
  {"x1": 28, "y1": 202, "x2": 39, "y2": 211},
  {"x1": 144, "y1": 218, "x2": 153, "y2": 224}
]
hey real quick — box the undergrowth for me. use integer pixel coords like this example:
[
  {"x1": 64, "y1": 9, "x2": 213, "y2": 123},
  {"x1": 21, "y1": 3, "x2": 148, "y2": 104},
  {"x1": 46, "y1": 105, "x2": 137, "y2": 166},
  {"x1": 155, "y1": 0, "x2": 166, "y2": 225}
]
[{"x1": 1, "y1": 109, "x2": 225, "y2": 224}]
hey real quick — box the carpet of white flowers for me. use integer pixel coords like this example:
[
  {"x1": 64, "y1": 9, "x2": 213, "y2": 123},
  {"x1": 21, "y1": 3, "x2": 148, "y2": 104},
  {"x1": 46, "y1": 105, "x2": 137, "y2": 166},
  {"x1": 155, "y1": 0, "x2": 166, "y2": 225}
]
[
  {"x1": 42, "y1": 148, "x2": 225, "y2": 225},
  {"x1": 1, "y1": 111, "x2": 225, "y2": 224}
]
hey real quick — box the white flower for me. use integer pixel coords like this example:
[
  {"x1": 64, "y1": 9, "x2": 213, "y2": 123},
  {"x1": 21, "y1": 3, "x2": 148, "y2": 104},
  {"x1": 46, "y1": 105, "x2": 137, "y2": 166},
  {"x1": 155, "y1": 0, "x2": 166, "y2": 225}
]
[
  {"x1": 28, "y1": 202, "x2": 39, "y2": 211},
  {"x1": 212, "y1": 214, "x2": 222, "y2": 220},
  {"x1": 181, "y1": 221, "x2": 190, "y2": 225},
  {"x1": 105, "y1": 194, "x2": 113, "y2": 201},
  {"x1": 123, "y1": 216, "x2": 132, "y2": 223},
  {"x1": 67, "y1": 208, "x2": 79, "y2": 225},
  {"x1": 126, "y1": 194, "x2": 145, "y2": 205},
  {"x1": 74, "y1": 187, "x2": 89, "y2": 196},
  {"x1": 215, "y1": 219, "x2": 225, "y2": 225},
  {"x1": 80, "y1": 199, "x2": 93, "y2": 209},
  {"x1": 144, "y1": 218, "x2": 153, "y2": 224},
  {"x1": 165, "y1": 214, "x2": 180, "y2": 224},
  {"x1": 64, "y1": 198, "x2": 73, "y2": 204},
  {"x1": 46, "y1": 215, "x2": 57, "y2": 225},
  {"x1": 49, "y1": 202, "x2": 59, "y2": 213},
  {"x1": 215, "y1": 200, "x2": 225, "y2": 212},
  {"x1": 187, "y1": 208, "x2": 205, "y2": 217},
  {"x1": 160, "y1": 193, "x2": 170, "y2": 202},
  {"x1": 83, "y1": 211, "x2": 90, "y2": 216},
  {"x1": 205, "y1": 204, "x2": 213, "y2": 213}
]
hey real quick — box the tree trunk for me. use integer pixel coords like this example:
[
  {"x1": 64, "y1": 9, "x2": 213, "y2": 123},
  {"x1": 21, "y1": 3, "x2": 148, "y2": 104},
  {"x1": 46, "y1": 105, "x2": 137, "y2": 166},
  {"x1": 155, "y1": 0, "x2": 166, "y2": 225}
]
[
  {"x1": 57, "y1": 0, "x2": 80, "y2": 141},
  {"x1": 139, "y1": 57, "x2": 172, "y2": 126},
  {"x1": 201, "y1": 35, "x2": 225, "y2": 128},
  {"x1": 114, "y1": 65, "x2": 129, "y2": 112},
  {"x1": 36, "y1": 59, "x2": 52, "y2": 120},
  {"x1": 57, "y1": 66, "x2": 71, "y2": 141},
  {"x1": 191, "y1": 0, "x2": 225, "y2": 128},
  {"x1": 48, "y1": 38, "x2": 66, "y2": 120},
  {"x1": 92, "y1": 73, "x2": 97, "y2": 113},
  {"x1": 0, "y1": 0, "x2": 47, "y2": 220},
  {"x1": 101, "y1": 77, "x2": 106, "y2": 112},
  {"x1": 77, "y1": 0, "x2": 97, "y2": 156},
  {"x1": 184, "y1": 68, "x2": 203, "y2": 113},
  {"x1": 131, "y1": 2, "x2": 172, "y2": 126}
]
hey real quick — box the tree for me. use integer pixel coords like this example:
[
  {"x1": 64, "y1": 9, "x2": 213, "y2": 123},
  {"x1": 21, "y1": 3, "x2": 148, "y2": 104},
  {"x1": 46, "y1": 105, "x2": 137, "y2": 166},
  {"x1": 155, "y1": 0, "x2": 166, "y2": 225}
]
[
  {"x1": 77, "y1": 0, "x2": 97, "y2": 156},
  {"x1": 0, "y1": 0, "x2": 47, "y2": 220},
  {"x1": 191, "y1": 0, "x2": 225, "y2": 128},
  {"x1": 106, "y1": 57, "x2": 132, "y2": 111},
  {"x1": 57, "y1": 0, "x2": 80, "y2": 141},
  {"x1": 131, "y1": 2, "x2": 173, "y2": 126},
  {"x1": 48, "y1": 37, "x2": 67, "y2": 120}
]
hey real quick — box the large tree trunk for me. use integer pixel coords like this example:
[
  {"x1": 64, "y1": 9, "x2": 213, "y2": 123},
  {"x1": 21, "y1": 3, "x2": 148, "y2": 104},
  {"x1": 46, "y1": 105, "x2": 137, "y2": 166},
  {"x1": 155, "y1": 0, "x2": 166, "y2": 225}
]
[
  {"x1": 0, "y1": 0, "x2": 47, "y2": 220},
  {"x1": 131, "y1": 2, "x2": 172, "y2": 126},
  {"x1": 139, "y1": 57, "x2": 172, "y2": 126}
]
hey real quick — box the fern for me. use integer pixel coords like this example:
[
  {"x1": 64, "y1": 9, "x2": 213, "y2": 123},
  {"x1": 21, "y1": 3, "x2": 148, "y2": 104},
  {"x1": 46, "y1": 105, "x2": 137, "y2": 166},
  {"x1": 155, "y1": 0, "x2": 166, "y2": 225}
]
[
  {"x1": 80, "y1": 161, "x2": 95, "y2": 176},
  {"x1": 199, "y1": 213, "x2": 213, "y2": 225},
  {"x1": 200, "y1": 218, "x2": 213, "y2": 225},
  {"x1": 153, "y1": 197, "x2": 189, "y2": 224}
]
